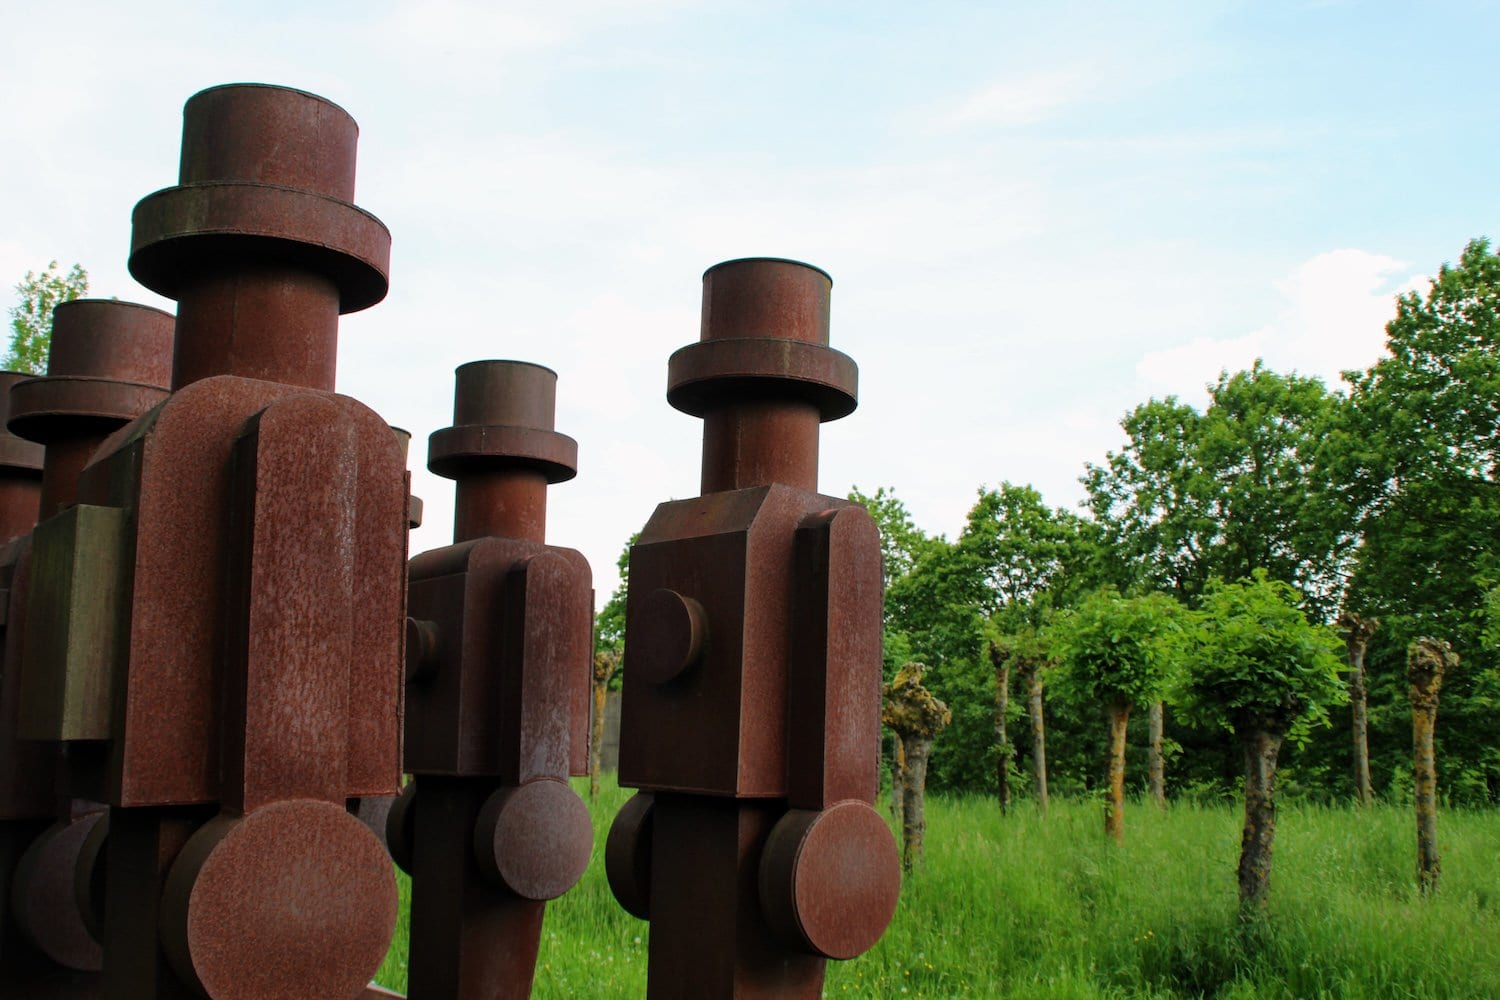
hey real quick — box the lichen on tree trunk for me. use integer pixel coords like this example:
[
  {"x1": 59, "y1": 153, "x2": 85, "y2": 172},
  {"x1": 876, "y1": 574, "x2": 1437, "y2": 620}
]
[
  {"x1": 1024, "y1": 667, "x2": 1048, "y2": 814},
  {"x1": 1408, "y1": 637, "x2": 1454, "y2": 893},
  {"x1": 1147, "y1": 700, "x2": 1165, "y2": 808},
  {"x1": 1339, "y1": 613, "x2": 1379, "y2": 807},
  {"x1": 1237, "y1": 727, "x2": 1284, "y2": 914},
  {"x1": 1105, "y1": 701, "x2": 1130, "y2": 844}
]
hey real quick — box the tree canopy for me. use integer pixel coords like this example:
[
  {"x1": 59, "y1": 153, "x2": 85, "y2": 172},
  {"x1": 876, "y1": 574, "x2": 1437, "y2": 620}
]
[
  {"x1": 1085, "y1": 362, "x2": 1352, "y2": 617},
  {"x1": 1046, "y1": 589, "x2": 1182, "y2": 712},
  {"x1": 1180, "y1": 571, "x2": 1346, "y2": 743}
]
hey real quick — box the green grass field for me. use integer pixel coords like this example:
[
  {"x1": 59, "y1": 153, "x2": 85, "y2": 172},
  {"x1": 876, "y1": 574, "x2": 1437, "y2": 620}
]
[{"x1": 375, "y1": 777, "x2": 1500, "y2": 998}]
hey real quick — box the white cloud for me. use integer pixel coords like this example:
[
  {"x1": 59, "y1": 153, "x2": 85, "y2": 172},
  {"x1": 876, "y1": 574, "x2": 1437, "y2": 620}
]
[{"x1": 1135, "y1": 248, "x2": 1424, "y2": 399}]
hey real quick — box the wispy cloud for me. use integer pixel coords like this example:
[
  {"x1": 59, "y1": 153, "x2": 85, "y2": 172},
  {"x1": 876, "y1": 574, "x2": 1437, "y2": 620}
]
[
  {"x1": 1135, "y1": 248, "x2": 1424, "y2": 398},
  {"x1": 935, "y1": 67, "x2": 1096, "y2": 129}
]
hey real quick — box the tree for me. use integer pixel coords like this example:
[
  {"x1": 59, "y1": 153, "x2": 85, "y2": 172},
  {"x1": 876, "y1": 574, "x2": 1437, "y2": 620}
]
[
  {"x1": 1085, "y1": 362, "x2": 1354, "y2": 618},
  {"x1": 985, "y1": 633, "x2": 1013, "y2": 813},
  {"x1": 882, "y1": 662, "x2": 950, "y2": 872},
  {"x1": 849, "y1": 486, "x2": 930, "y2": 596},
  {"x1": 1337, "y1": 612, "x2": 1380, "y2": 806},
  {"x1": 959, "y1": 483, "x2": 1100, "y2": 618},
  {"x1": 989, "y1": 625, "x2": 1052, "y2": 812},
  {"x1": 1407, "y1": 637, "x2": 1457, "y2": 892},
  {"x1": 1179, "y1": 571, "x2": 1346, "y2": 915},
  {"x1": 6, "y1": 261, "x2": 88, "y2": 374},
  {"x1": 1338, "y1": 238, "x2": 1500, "y2": 803},
  {"x1": 849, "y1": 485, "x2": 934, "y2": 814},
  {"x1": 1146, "y1": 701, "x2": 1166, "y2": 808},
  {"x1": 590, "y1": 649, "x2": 620, "y2": 802},
  {"x1": 1047, "y1": 589, "x2": 1181, "y2": 843}
]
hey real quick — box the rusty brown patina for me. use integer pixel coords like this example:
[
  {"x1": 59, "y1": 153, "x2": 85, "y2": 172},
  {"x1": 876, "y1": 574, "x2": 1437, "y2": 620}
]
[
  {"x1": 606, "y1": 258, "x2": 900, "y2": 999},
  {"x1": 0, "y1": 298, "x2": 173, "y2": 992},
  {"x1": 2, "y1": 83, "x2": 408, "y2": 999},
  {"x1": 393, "y1": 359, "x2": 594, "y2": 998}
]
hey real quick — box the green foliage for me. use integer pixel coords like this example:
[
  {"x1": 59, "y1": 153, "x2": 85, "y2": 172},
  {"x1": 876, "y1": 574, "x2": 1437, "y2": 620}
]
[
  {"x1": 6, "y1": 261, "x2": 87, "y2": 374},
  {"x1": 1345, "y1": 238, "x2": 1500, "y2": 497},
  {"x1": 849, "y1": 485, "x2": 931, "y2": 592},
  {"x1": 594, "y1": 534, "x2": 636, "y2": 690},
  {"x1": 1180, "y1": 571, "x2": 1347, "y2": 743},
  {"x1": 959, "y1": 482, "x2": 1104, "y2": 628},
  {"x1": 1485, "y1": 586, "x2": 1500, "y2": 651},
  {"x1": 1343, "y1": 239, "x2": 1500, "y2": 645},
  {"x1": 1085, "y1": 362, "x2": 1352, "y2": 617},
  {"x1": 1046, "y1": 589, "x2": 1183, "y2": 711}
]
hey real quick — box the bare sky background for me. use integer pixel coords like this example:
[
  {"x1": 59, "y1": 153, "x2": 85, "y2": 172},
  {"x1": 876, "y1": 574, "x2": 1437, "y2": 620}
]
[{"x1": 3, "y1": 1, "x2": 1496, "y2": 602}]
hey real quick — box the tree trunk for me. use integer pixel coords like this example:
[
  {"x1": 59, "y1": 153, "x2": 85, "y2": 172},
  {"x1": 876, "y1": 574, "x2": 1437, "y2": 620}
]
[
  {"x1": 1148, "y1": 700, "x2": 1165, "y2": 808},
  {"x1": 994, "y1": 659, "x2": 1011, "y2": 813},
  {"x1": 1237, "y1": 727, "x2": 1284, "y2": 914},
  {"x1": 590, "y1": 674, "x2": 608, "y2": 801},
  {"x1": 1105, "y1": 702, "x2": 1130, "y2": 845},
  {"x1": 890, "y1": 732, "x2": 905, "y2": 830},
  {"x1": 1025, "y1": 669, "x2": 1048, "y2": 814},
  {"x1": 1408, "y1": 637, "x2": 1451, "y2": 893},
  {"x1": 589, "y1": 651, "x2": 619, "y2": 803},
  {"x1": 1351, "y1": 666, "x2": 1372, "y2": 807},
  {"x1": 1412, "y1": 688, "x2": 1442, "y2": 893},
  {"x1": 899, "y1": 735, "x2": 932, "y2": 871},
  {"x1": 1340, "y1": 615, "x2": 1377, "y2": 807}
]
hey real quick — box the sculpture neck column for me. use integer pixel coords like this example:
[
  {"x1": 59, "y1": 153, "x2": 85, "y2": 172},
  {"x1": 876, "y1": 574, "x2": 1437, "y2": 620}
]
[
  {"x1": 38, "y1": 438, "x2": 97, "y2": 518},
  {"x1": 171, "y1": 263, "x2": 340, "y2": 391},
  {"x1": 454, "y1": 469, "x2": 548, "y2": 545},
  {"x1": 701, "y1": 400, "x2": 819, "y2": 494}
]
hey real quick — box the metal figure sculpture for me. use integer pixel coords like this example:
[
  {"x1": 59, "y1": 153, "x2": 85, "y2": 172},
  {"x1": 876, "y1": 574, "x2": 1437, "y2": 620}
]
[
  {"x1": 605, "y1": 258, "x2": 901, "y2": 999},
  {"x1": 0, "y1": 300, "x2": 173, "y2": 994},
  {"x1": 0, "y1": 367, "x2": 50, "y2": 985},
  {"x1": 22, "y1": 83, "x2": 406, "y2": 998},
  {"x1": 389, "y1": 360, "x2": 593, "y2": 999}
]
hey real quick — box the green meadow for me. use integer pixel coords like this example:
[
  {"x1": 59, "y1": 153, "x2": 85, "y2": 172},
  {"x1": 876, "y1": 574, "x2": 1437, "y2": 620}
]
[{"x1": 375, "y1": 777, "x2": 1500, "y2": 998}]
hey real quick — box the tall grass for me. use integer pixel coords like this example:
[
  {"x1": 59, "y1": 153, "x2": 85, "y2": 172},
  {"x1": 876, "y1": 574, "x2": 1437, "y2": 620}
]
[{"x1": 376, "y1": 777, "x2": 1500, "y2": 998}]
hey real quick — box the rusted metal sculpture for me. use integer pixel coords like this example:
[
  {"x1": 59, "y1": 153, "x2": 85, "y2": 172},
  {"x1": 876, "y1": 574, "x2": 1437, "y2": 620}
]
[
  {"x1": 0, "y1": 368, "x2": 48, "y2": 984},
  {"x1": 20, "y1": 83, "x2": 406, "y2": 998},
  {"x1": 389, "y1": 360, "x2": 593, "y2": 998},
  {"x1": 605, "y1": 258, "x2": 900, "y2": 998},
  {"x1": 0, "y1": 299, "x2": 173, "y2": 994}
]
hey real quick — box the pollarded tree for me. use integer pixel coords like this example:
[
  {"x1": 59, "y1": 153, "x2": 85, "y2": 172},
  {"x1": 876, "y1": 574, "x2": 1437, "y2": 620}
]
[
  {"x1": 882, "y1": 662, "x2": 951, "y2": 871},
  {"x1": 1180, "y1": 571, "x2": 1346, "y2": 915},
  {"x1": 1046, "y1": 589, "x2": 1181, "y2": 843},
  {"x1": 1408, "y1": 637, "x2": 1458, "y2": 892}
]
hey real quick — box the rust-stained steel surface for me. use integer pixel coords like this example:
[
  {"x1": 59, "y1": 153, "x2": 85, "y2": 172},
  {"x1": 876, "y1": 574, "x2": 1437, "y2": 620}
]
[
  {"x1": 394, "y1": 360, "x2": 593, "y2": 998},
  {"x1": 129, "y1": 83, "x2": 390, "y2": 392},
  {"x1": 607, "y1": 258, "x2": 900, "y2": 998},
  {"x1": 0, "y1": 371, "x2": 45, "y2": 544},
  {"x1": 0, "y1": 298, "x2": 173, "y2": 992},
  {"x1": 20, "y1": 82, "x2": 407, "y2": 998}
]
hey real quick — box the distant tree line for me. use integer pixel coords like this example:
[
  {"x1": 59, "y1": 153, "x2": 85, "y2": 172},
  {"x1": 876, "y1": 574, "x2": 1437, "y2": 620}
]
[{"x1": 858, "y1": 238, "x2": 1500, "y2": 813}]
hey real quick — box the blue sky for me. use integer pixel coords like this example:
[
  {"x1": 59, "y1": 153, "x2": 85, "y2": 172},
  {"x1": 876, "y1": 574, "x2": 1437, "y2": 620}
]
[{"x1": 3, "y1": 1, "x2": 1497, "y2": 600}]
